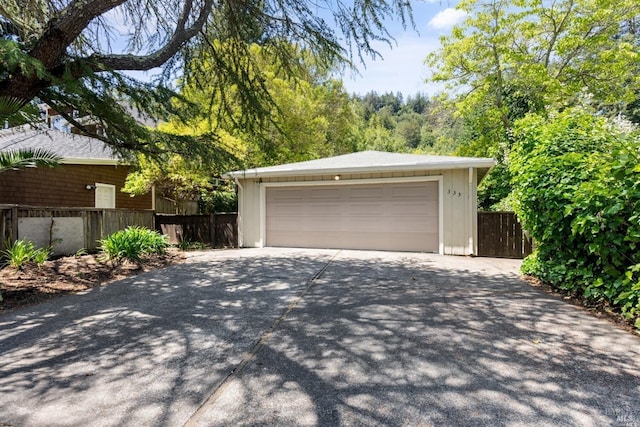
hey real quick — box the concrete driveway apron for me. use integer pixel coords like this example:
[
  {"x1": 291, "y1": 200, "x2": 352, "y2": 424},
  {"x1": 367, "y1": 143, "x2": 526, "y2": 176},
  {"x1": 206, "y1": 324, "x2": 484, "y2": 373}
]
[{"x1": 2, "y1": 248, "x2": 640, "y2": 426}]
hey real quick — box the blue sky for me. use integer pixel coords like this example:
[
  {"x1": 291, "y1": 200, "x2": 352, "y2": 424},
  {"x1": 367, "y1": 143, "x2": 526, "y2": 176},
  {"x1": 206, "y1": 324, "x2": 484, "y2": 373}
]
[
  {"x1": 122, "y1": 1, "x2": 465, "y2": 98},
  {"x1": 340, "y1": 0, "x2": 465, "y2": 97}
]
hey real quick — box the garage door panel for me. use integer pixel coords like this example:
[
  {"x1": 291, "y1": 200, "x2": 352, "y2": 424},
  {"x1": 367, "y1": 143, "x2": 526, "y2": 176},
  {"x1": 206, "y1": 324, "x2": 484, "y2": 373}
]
[
  {"x1": 390, "y1": 202, "x2": 437, "y2": 216},
  {"x1": 268, "y1": 231, "x2": 438, "y2": 252},
  {"x1": 267, "y1": 218, "x2": 306, "y2": 231},
  {"x1": 349, "y1": 231, "x2": 438, "y2": 252},
  {"x1": 305, "y1": 203, "x2": 342, "y2": 216},
  {"x1": 346, "y1": 203, "x2": 385, "y2": 216},
  {"x1": 269, "y1": 189, "x2": 304, "y2": 201},
  {"x1": 391, "y1": 185, "x2": 433, "y2": 198},
  {"x1": 348, "y1": 186, "x2": 384, "y2": 199},
  {"x1": 310, "y1": 188, "x2": 343, "y2": 200},
  {"x1": 303, "y1": 216, "x2": 343, "y2": 231},
  {"x1": 266, "y1": 181, "x2": 439, "y2": 252},
  {"x1": 344, "y1": 217, "x2": 387, "y2": 231},
  {"x1": 269, "y1": 204, "x2": 305, "y2": 216},
  {"x1": 268, "y1": 231, "x2": 343, "y2": 249}
]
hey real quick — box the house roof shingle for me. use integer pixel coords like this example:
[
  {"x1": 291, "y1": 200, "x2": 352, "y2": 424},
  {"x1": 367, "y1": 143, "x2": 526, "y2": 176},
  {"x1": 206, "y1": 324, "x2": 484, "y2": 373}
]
[
  {"x1": 0, "y1": 125, "x2": 120, "y2": 165},
  {"x1": 225, "y1": 150, "x2": 496, "y2": 179}
]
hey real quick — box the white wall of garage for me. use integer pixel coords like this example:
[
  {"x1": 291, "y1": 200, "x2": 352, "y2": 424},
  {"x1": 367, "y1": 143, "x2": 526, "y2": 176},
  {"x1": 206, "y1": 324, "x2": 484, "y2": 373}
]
[{"x1": 235, "y1": 167, "x2": 479, "y2": 256}]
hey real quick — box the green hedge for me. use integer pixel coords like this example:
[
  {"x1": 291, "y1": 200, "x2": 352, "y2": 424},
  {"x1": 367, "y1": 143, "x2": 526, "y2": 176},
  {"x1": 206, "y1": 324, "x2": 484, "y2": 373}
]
[{"x1": 510, "y1": 109, "x2": 640, "y2": 328}]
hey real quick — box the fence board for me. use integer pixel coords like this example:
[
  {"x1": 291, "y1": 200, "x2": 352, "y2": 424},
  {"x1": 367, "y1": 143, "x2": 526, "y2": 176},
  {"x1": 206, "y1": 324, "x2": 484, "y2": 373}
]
[
  {"x1": 155, "y1": 213, "x2": 238, "y2": 248},
  {"x1": 214, "y1": 213, "x2": 238, "y2": 248},
  {"x1": 84, "y1": 210, "x2": 103, "y2": 251},
  {"x1": 477, "y1": 211, "x2": 532, "y2": 259},
  {"x1": 103, "y1": 210, "x2": 155, "y2": 237},
  {"x1": 154, "y1": 198, "x2": 199, "y2": 215}
]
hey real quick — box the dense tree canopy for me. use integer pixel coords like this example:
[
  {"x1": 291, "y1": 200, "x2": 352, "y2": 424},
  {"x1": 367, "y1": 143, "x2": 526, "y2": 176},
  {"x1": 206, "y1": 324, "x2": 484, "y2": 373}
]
[
  {"x1": 351, "y1": 91, "x2": 464, "y2": 155},
  {"x1": 123, "y1": 41, "x2": 360, "y2": 206},
  {"x1": 427, "y1": 0, "x2": 640, "y2": 209},
  {"x1": 0, "y1": 0, "x2": 413, "y2": 158},
  {"x1": 0, "y1": 103, "x2": 61, "y2": 173},
  {"x1": 428, "y1": 0, "x2": 640, "y2": 154}
]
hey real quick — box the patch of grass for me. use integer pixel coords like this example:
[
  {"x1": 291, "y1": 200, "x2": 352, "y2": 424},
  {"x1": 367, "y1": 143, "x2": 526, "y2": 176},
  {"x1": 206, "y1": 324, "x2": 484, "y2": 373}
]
[{"x1": 176, "y1": 240, "x2": 210, "y2": 251}]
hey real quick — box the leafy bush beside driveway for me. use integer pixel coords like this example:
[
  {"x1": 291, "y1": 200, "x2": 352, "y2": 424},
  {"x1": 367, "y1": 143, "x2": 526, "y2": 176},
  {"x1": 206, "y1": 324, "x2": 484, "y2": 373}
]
[
  {"x1": 511, "y1": 109, "x2": 640, "y2": 329},
  {"x1": 99, "y1": 226, "x2": 169, "y2": 264},
  {"x1": 1, "y1": 239, "x2": 50, "y2": 269}
]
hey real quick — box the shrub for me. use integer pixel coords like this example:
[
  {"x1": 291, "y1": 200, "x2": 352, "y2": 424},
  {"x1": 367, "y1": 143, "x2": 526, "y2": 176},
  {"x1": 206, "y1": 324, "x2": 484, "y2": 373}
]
[
  {"x1": 31, "y1": 247, "x2": 51, "y2": 266},
  {"x1": 199, "y1": 186, "x2": 238, "y2": 213},
  {"x1": 99, "y1": 227, "x2": 169, "y2": 263},
  {"x1": 511, "y1": 108, "x2": 640, "y2": 329},
  {"x1": 1, "y1": 239, "x2": 51, "y2": 269}
]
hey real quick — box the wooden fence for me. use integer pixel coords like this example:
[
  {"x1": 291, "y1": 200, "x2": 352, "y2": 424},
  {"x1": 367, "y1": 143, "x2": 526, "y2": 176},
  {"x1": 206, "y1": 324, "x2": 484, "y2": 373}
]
[
  {"x1": 477, "y1": 211, "x2": 533, "y2": 259},
  {"x1": 0, "y1": 205, "x2": 154, "y2": 254},
  {"x1": 155, "y1": 213, "x2": 238, "y2": 248},
  {"x1": 1, "y1": 206, "x2": 238, "y2": 255}
]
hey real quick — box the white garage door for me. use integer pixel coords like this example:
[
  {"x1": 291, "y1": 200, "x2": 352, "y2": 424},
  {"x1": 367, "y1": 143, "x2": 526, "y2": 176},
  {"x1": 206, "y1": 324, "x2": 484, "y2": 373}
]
[{"x1": 265, "y1": 181, "x2": 439, "y2": 252}]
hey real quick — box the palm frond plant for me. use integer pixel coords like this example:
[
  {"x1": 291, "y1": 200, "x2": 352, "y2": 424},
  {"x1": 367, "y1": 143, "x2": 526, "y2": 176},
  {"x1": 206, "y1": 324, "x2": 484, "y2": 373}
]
[
  {"x1": 0, "y1": 148, "x2": 61, "y2": 173},
  {"x1": 0, "y1": 96, "x2": 60, "y2": 172},
  {"x1": 0, "y1": 96, "x2": 27, "y2": 119}
]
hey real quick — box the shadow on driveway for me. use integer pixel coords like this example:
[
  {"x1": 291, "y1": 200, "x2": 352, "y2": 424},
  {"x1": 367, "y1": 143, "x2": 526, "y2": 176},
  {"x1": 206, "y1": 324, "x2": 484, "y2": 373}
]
[
  {"x1": 1, "y1": 249, "x2": 640, "y2": 427},
  {"x1": 0, "y1": 249, "x2": 334, "y2": 426},
  {"x1": 192, "y1": 251, "x2": 640, "y2": 426}
]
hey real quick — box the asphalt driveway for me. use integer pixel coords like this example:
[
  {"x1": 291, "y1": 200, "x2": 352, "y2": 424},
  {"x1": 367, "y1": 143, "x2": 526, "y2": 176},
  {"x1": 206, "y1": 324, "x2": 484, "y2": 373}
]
[{"x1": 1, "y1": 248, "x2": 640, "y2": 426}]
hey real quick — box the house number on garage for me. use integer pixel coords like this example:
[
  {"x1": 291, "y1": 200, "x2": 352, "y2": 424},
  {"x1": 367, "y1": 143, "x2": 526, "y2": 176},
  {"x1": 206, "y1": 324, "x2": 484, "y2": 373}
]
[{"x1": 448, "y1": 189, "x2": 462, "y2": 197}]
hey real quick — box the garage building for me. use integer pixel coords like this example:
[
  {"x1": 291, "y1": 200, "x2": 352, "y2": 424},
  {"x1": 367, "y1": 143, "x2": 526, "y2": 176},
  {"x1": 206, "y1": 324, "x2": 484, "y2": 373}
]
[{"x1": 225, "y1": 151, "x2": 495, "y2": 255}]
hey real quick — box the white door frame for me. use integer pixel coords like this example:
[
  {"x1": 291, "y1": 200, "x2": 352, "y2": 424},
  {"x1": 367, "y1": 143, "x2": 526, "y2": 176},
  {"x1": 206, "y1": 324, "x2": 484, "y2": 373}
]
[
  {"x1": 95, "y1": 183, "x2": 116, "y2": 208},
  {"x1": 259, "y1": 176, "x2": 444, "y2": 254}
]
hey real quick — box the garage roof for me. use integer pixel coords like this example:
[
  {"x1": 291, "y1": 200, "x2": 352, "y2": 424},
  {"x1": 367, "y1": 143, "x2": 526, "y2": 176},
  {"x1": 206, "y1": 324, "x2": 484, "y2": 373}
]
[
  {"x1": 0, "y1": 125, "x2": 121, "y2": 165},
  {"x1": 225, "y1": 150, "x2": 496, "y2": 179}
]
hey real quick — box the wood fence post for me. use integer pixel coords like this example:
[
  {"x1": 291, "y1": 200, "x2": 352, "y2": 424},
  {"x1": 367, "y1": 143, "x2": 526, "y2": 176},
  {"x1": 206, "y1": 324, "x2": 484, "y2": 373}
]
[
  {"x1": 210, "y1": 213, "x2": 217, "y2": 247},
  {"x1": 10, "y1": 206, "x2": 18, "y2": 243}
]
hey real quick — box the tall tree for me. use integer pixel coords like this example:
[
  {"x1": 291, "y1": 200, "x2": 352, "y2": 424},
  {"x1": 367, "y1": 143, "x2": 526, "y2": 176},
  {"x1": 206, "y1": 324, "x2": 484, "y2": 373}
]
[
  {"x1": 124, "y1": 42, "x2": 360, "y2": 205},
  {"x1": 0, "y1": 0, "x2": 413, "y2": 158},
  {"x1": 427, "y1": 0, "x2": 640, "y2": 209},
  {"x1": 427, "y1": 0, "x2": 640, "y2": 157}
]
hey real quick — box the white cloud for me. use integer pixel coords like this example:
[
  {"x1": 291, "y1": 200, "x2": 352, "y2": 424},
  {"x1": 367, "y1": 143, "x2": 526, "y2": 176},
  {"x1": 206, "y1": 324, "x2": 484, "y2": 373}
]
[{"x1": 428, "y1": 8, "x2": 467, "y2": 29}]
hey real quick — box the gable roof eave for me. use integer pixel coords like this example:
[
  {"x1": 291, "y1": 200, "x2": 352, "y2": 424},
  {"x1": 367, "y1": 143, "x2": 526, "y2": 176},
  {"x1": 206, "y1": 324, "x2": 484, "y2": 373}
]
[
  {"x1": 224, "y1": 151, "x2": 496, "y2": 180},
  {"x1": 226, "y1": 161, "x2": 496, "y2": 179}
]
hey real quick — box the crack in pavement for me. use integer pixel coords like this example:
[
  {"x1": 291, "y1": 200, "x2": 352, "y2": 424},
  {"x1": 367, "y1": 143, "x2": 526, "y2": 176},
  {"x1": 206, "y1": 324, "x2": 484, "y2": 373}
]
[{"x1": 182, "y1": 250, "x2": 342, "y2": 427}]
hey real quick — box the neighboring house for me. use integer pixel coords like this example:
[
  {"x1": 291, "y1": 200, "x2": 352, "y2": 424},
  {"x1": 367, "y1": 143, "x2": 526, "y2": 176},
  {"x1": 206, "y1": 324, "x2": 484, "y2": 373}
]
[
  {"x1": 225, "y1": 150, "x2": 495, "y2": 255},
  {"x1": 0, "y1": 125, "x2": 152, "y2": 210}
]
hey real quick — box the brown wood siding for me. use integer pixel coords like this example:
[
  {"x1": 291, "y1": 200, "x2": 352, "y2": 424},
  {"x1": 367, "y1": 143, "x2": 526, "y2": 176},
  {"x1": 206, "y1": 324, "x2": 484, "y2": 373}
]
[{"x1": 0, "y1": 164, "x2": 151, "y2": 209}]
